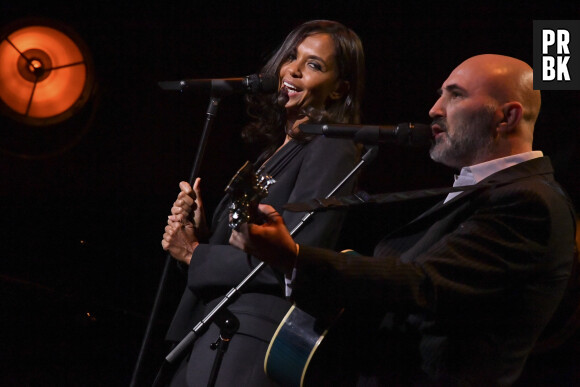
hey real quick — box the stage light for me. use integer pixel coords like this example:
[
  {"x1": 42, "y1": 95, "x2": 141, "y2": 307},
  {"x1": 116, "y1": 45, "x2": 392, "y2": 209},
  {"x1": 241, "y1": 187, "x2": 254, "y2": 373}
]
[
  {"x1": 0, "y1": 18, "x2": 97, "y2": 159},
  {"x1": 0, "y1": 18, "x2": 95, "y2": 126}
]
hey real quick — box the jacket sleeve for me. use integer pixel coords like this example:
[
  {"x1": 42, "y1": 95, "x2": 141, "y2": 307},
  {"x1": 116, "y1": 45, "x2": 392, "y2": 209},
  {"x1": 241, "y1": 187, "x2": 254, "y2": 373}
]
[{"x1": 292, "y1": 181, "x2": 576, "y2": 330}]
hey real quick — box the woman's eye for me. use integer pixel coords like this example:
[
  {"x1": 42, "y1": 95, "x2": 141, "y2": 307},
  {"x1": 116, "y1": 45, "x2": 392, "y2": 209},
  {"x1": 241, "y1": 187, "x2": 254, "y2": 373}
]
[{"x1": 308, "y1": 62, "x2": 322, "y2": 71}]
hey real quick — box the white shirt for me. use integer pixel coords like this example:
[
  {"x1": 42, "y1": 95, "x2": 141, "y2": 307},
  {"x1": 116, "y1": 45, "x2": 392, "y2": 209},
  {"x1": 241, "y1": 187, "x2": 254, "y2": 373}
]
[{"x1": 444, "y1": 151, "x2": 544, "y2": 203}]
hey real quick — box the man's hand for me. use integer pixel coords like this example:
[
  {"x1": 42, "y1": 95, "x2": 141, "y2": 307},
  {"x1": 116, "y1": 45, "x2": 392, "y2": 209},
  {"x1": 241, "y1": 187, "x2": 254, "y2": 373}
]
[{"x1": 229, "y1": 204, "x2": 298, "y2": 275}]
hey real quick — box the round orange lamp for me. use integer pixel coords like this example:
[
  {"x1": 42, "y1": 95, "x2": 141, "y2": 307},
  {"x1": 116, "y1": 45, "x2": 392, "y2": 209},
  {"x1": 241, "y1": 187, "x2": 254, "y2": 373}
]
[{"x1": 0, "y1": 18, "x2": 94, "y2": 126}]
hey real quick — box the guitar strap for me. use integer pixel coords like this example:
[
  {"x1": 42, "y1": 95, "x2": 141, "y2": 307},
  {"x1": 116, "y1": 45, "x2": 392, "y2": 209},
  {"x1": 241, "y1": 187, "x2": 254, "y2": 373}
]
[
  {"x1": 283, "y1": 170, "x2": 556, "y2": 213},
  {"x1": 283, "y1": 183, "x2": 487, "y2": 212}
]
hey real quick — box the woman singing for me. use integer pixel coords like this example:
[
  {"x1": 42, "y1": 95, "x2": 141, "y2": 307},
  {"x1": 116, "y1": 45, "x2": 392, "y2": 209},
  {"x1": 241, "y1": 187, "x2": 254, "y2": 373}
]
[{"x1": 162, "y1": 19, "x2": 365, "y2": 386}]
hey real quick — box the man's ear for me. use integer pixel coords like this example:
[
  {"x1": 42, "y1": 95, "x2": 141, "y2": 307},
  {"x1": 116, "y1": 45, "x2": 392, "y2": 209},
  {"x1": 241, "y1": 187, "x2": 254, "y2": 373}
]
[
  {"x1": 497, "y1": 102, "x2": 523, "y2": 134},
  {"x1": 329, "y1": 80, "x2": 350, "y2": 100}
]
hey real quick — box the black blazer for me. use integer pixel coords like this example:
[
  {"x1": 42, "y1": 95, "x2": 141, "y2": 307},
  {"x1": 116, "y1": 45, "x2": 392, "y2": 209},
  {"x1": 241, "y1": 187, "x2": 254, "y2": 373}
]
[
  {"x1": 165, "y1": 135, "x2": 359, "y2": 386},
  {"x1": 293, "y1": 157, "x2": 577, "y2": 386}
]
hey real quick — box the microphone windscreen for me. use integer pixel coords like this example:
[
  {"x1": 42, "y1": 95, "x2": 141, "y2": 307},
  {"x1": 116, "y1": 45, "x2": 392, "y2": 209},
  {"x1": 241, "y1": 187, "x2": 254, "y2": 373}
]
[
  {"x1": 258, "y1": 74, "x2": 278, "y2": 93},
  {"x1": 408, "y1": 123, "x2": 433, "y2": 148},
  {"x1": 277, "y1": 87, "x2": 289, "y2": 107}
]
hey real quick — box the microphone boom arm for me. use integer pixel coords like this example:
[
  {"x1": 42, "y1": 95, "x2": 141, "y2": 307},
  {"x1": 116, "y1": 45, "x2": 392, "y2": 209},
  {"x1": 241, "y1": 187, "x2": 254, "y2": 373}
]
[{"x1": 299, "y1": 122, "x2": 433, "y2": 147}]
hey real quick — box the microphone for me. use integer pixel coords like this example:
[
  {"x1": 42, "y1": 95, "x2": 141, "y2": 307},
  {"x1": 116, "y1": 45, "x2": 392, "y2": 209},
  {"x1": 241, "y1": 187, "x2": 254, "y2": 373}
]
[
  {"x1": 158, "y1": 73, "x2": 278, "y2": 96},
  {"x1": 299, "y1": 122, "x2": 433, "y2": 147}
]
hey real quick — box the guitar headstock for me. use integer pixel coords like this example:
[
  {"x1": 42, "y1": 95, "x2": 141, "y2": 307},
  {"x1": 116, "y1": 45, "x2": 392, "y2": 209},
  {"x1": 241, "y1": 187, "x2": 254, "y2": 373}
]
[{"x1": 225, "y1": 161, "x2": 276, "y2": 230}]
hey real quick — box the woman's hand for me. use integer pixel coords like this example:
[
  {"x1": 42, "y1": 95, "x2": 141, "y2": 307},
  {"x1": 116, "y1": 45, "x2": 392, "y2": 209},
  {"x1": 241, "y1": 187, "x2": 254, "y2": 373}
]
[
  {"x1": 161, "y1": 178, "x2": 207, "y2": 264},
  {"x1": 170, "y1": 178, "x2": 208, "y2": 240},
  {"x1": 162, "y1": 218, "x2": 198, "y2": 265}
]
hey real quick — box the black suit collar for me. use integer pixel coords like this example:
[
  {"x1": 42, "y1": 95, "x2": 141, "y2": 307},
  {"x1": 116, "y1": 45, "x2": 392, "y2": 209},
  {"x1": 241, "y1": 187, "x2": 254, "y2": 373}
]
[{"x1": 409, "y1": 156, "x2": 554, "y2": 224}]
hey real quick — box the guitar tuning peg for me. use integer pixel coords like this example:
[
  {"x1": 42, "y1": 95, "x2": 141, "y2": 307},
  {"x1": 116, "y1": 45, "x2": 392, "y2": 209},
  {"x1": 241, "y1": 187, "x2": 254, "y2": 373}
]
[{"x1": 210, "y1": 337, "x2": 220, "y2": 350}]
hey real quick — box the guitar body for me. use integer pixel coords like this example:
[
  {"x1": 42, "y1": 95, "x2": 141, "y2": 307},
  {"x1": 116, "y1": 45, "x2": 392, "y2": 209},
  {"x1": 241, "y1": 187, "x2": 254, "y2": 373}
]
[
  {"x1": 265, "y1": 305, "x2": 329, "y2": 387},
  {"x1": 265, "y1": 251, "x2": 361, "y2": 387}
]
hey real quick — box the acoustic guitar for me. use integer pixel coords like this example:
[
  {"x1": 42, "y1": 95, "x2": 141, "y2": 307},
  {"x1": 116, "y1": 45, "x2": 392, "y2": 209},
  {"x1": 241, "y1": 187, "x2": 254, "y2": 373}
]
[
  {"x1": 225, "y1": 160, "x2": 275, "y2": 230},
  {"x1": 264, "y1": 250, "x2": 360, "y2": 387},
  {"x1": 225, "y1": 161, "x2": 359, "y2": 386}
]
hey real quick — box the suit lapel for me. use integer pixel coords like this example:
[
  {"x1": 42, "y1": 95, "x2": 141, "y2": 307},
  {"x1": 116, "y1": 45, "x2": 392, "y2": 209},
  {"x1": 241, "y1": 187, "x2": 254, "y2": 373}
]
[{"x1": 391, "y1": 157, "x2": 554, "y2": 236}]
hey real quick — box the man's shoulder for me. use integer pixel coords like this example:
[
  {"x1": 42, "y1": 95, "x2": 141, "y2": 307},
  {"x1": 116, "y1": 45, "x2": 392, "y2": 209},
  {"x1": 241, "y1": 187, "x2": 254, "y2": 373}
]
[
  {"x1": 479, "y1": 158, "x2": 574, "y2": 219},
  {"x1": 485, "y1": 156, "x2": 553, "y2": 182}
]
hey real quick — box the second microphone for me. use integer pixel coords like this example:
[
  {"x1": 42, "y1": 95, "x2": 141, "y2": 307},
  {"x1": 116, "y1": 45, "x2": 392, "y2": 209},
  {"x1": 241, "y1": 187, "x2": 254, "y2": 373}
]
[{"x1": 299, "y1": 122, "x2": 433, "y2": 147}]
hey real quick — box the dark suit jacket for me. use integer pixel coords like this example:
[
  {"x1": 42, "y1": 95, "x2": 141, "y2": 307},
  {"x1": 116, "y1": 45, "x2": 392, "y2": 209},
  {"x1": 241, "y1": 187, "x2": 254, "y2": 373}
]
[
  {"x1": 166, "y1": 135, "x2": 359, "y2": 386},
  {"x1": 293, "y1": 157, "x2": 577, "y2": 386}
]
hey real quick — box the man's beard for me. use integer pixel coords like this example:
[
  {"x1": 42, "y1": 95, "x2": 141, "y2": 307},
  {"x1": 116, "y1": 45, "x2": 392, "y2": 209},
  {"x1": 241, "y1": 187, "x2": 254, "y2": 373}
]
[{"x1": 430, "y1": 108, "x2": 496, "y2": 169}]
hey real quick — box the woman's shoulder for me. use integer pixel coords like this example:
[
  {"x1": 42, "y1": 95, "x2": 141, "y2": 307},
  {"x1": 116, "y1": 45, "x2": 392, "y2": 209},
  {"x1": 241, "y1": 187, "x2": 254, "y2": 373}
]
[{"x1": 302, "y1": 134, "x2": 359, "y2": 154}]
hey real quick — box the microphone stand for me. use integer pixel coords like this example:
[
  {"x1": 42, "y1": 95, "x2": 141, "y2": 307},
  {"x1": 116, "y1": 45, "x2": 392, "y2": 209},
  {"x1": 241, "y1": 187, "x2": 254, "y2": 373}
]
[
  {"x1": 152, "y1": 145, "x2": 379, "y2": 387},
  {"x1": 130, "y1": 96, "x2": 221, "y2": 387}
]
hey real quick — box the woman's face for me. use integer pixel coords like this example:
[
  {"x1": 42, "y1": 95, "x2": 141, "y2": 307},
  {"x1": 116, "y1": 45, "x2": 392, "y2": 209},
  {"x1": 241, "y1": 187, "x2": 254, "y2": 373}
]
[{"x1": 279, "y1": 33, "x2": 344, "y2": 118}]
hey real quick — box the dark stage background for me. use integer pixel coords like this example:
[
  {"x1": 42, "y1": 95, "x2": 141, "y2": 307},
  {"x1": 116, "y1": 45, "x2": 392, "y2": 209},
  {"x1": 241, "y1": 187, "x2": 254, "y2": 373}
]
[{"x1": 1, "y1": 1, "x2": 579, "y2": 386}]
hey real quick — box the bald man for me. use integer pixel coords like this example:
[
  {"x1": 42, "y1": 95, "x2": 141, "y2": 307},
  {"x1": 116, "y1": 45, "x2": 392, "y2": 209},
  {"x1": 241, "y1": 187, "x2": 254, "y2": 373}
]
[{"x1": 230, "y1": 55, "x2": 577, "y2": 386}]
